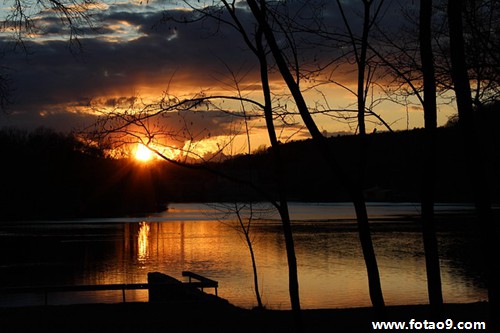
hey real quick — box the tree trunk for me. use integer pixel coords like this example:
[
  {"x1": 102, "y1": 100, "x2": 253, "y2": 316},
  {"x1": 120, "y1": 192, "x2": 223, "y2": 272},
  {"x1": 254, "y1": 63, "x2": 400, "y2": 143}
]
[
  {"x1": 234, "y1": 204, "x2": 264, "y2": 309},
  {"x1": 242, "y1": 220, "x2": 264, "y2": 309},
  {"x1": 256, "y1": 27, "x2": 303, "y2": 331},
  {"x1": 448, "y1": 0, "x2": 499, "y2": 329},
  {"x1": 419, "y1": 0, "x2": 443, "y2": 315},
  {"x1": 357, "y1": 0, "x2": 371, "y2": 187},
  {"x1": 358, "y1": 0, "x2": 370, "y2": 138}
]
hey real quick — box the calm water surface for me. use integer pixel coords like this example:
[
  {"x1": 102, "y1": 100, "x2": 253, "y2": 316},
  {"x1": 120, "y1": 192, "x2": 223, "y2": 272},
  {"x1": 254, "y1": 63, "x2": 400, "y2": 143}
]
[{"x1": 0, "y1": 203, "x2": 487, "y2": 309}]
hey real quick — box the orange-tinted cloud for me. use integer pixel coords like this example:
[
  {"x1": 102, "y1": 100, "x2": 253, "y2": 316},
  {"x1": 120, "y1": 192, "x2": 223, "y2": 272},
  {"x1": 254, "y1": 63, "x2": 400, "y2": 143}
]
[{"x1": 0, "y1": 1, "x2": 436, "y2": 140}]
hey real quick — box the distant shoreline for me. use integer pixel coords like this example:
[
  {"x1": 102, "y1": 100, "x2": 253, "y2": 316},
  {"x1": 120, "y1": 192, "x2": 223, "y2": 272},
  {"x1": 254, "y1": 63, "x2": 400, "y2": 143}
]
[{"x1": 3, "y1": 201, "x2": 496, "y2": 223}]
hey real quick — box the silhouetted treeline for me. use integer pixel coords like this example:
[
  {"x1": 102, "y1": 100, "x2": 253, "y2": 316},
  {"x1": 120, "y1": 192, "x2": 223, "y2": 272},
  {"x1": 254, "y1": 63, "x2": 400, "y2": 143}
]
[
  {"x1": 157, "y1": 120, "x2": 500, "y2": 204},
  {"x1": 0, "y1": 128, "x2": 169, "y2": 220},
  {"x1": 1, "y1": 122, "x2": 499, "y2": 220},
  {"x1": 202, "y1": 123, "x2": 500, "y2": 204}
]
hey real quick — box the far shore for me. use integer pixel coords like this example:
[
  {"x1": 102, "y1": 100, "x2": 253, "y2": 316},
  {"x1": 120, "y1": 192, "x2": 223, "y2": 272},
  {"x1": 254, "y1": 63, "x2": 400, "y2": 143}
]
[{"x1": 0, "y1": 301, "x2": 491, "y2": 333}]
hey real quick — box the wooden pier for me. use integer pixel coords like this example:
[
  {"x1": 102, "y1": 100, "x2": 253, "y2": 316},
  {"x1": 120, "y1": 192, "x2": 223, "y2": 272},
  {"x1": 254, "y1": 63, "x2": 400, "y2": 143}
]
[{"x1": 0, "y1": 271, "x2": 218, "y2": 306}]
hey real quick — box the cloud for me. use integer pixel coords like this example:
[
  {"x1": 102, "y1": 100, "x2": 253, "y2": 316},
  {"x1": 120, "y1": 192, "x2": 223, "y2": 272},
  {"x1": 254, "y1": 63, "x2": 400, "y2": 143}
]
[
  {"x1": 1, "y1": 11, "x2": 260, "y2": 127},
  {"x1": 0, "y1": 1, "x2": 414, "y2": 137}
]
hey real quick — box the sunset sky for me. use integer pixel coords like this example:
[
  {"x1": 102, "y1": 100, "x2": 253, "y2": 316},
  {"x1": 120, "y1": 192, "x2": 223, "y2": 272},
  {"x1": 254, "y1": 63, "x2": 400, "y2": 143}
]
[{"x1": 0, "y1": 1, "x2": 456, "y2": 157}]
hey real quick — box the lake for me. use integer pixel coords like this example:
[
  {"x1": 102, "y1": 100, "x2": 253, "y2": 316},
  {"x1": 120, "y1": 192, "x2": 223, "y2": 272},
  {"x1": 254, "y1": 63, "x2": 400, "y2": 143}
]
[{"x1": 0, "y1": 202, "x2": 488, "y2": 309}]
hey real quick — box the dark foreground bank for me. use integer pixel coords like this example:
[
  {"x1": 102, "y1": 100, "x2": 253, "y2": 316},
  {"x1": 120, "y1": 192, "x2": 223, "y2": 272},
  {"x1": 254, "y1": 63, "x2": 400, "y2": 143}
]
[{"x1": 0, "y1": 300, "x2": 490, "y2": 333}]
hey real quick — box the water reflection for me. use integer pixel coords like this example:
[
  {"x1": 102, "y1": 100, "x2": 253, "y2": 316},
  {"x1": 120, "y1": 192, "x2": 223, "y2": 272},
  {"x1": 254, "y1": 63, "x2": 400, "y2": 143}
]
[
  {"x1": 0, "y1": 203, "x2": 489, "y2": 309},
  {"x1": 137, "y1": 222, "x2": 150, "y2": 262},
  {"x1": 114, "y1": 221, "x2": 487, "y2": 309}
]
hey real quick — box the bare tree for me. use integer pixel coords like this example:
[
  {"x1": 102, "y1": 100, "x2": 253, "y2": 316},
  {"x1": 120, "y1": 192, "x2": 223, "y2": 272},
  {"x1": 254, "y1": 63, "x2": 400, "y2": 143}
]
[
  {"x1": 210, "y1": 202, "x2": 269, "y2": 309},
  {"x1": 333, "y1": 0, "x2": 386, "y2": 137},
  {"x1": 447, "y1": 0, "x2": 499, "y2": 329},
  {"x1": 361, "y1": 1, "x2": 445, "y2": 312},
  {"x1": 434, "y1": 0, "x2": 500, "y2": 109},
  {"x1": 244, "y1": 0, "x2": 385, "y2": 311},
  {"x1": 419, "y1": 0, "x2": 443, "y2": 315},
  {"x1": 254, "y1": 21, "x2": 304, "y2": 330},
  {"x1": 376, "y1": 0, "x2": 497, "y2": 319},
  {"x1": 280, "y1": 0, "x2": 391, "y2": 188}
]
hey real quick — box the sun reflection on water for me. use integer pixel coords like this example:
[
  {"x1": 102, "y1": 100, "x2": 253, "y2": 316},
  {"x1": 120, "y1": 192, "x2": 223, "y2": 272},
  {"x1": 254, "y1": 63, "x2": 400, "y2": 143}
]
[{"x1": 138, "y1": 222, "x2": 150, "y2": 262}]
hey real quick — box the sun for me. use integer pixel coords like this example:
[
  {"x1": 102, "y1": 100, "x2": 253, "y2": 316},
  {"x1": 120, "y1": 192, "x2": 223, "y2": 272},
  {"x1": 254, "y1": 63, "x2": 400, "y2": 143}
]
[{"x1": 135, "y1": 143, "x2": 153, "y2": 162}]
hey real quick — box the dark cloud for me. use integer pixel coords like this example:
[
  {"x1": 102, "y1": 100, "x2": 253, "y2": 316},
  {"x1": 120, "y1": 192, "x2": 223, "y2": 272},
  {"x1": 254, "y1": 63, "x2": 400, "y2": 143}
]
[
  {"x1": 0, "y1": 0, "x2": 411, "y2": 135},
  {"x1": 0, "y1": 107, "x2": 98, "y2": 132},
  {"x1": 0, "y1": 5, "x2": 261, "y2": 129}
]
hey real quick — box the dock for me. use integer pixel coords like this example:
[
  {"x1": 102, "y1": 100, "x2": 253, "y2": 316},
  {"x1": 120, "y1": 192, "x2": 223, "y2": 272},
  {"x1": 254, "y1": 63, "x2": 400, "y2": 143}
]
[{"x1": 0, "y1": 271, "x2": 218, "y2": 306}]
